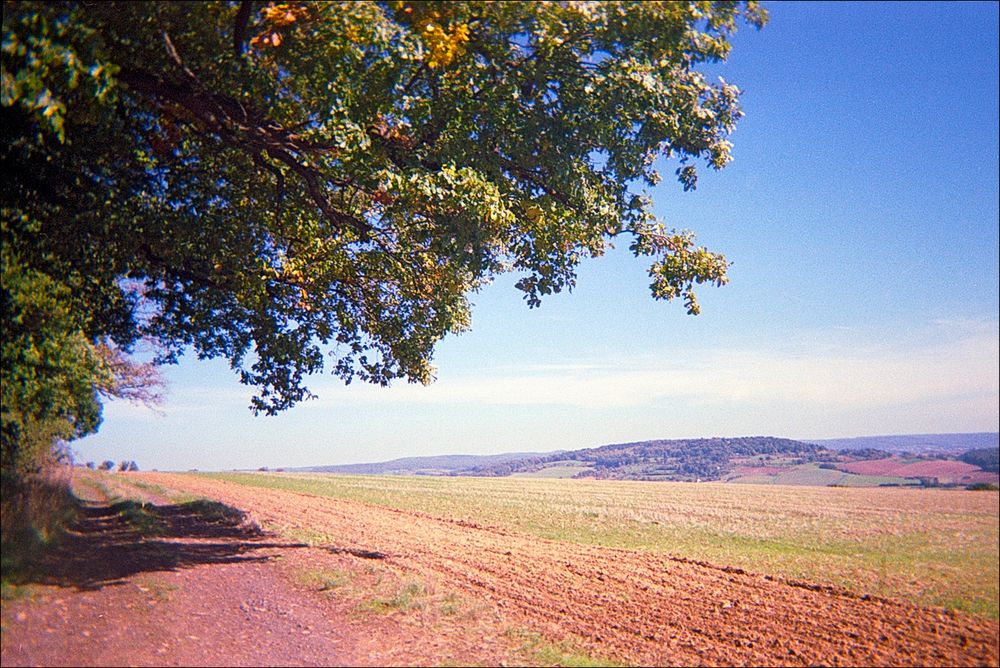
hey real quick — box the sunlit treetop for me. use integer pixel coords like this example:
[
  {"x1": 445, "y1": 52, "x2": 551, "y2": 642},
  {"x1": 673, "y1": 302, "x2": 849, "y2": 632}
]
[{"x1": 2, "y1": 1, "x2": 767, "y2": 417}]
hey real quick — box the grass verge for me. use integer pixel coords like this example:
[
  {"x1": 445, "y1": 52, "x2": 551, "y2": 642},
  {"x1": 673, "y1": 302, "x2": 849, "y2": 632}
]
[
  {"x1": 504, "y1": 628, "x2": 623, "y2": 667},
  {"x1": 110, "y1": 500, "x2": 164, "y2": 536},
  {"x1": 297, "y1": 567, "x2": 351, "y2": 592},
  {"x1": 1, "y1": 469, "x2": 79, "y2": 599},
  {"x1": 358, "y1": 580, "x2": 426, "y2": 614}
]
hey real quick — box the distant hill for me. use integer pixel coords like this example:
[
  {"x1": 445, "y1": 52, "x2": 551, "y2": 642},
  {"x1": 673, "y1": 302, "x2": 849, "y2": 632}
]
[
  {"x1": 286, "y1": 432, "x2": 999, "y2": 488},
  {"x1": 451, "y1": 434, "x2": 998, "y2": 486},
  {"x1": 456, "y1": 436, "x2": 833, "y2": 481},
  {"x1": 291, "y1": 451, "x2": 560, "y2": 476},
  {"x1": 805, "y1": 433, "x2": 998, "y2": 456}
]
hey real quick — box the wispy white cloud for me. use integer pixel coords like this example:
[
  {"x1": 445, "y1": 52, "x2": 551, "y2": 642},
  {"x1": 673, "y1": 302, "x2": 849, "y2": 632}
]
[
  {"x1": 100, "y1": 400, "x2": 166, "y2": 421},
  {"x1": 304, "y1": 322, "x2": 998, "y2": 415},
  {"x1": 102, "y1": 385, "x2": 250, "y2": 421},
  {"x1": 102, "y1": 320, "x2": 998, "y2": 435},
  {"x1": 930, "y1": 316, "x2": 998, "y2": 338}
]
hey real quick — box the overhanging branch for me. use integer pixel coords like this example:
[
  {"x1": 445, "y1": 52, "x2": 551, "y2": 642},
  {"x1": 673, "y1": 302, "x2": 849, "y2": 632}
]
[{"x1": 117, "y1": 66, "x2": 371, "y2": 240}]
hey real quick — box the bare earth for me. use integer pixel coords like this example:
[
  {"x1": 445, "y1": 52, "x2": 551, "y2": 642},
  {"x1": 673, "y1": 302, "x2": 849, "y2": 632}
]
[{"x1": 2, "y1": 471, "x2": 998, "y2": 667}]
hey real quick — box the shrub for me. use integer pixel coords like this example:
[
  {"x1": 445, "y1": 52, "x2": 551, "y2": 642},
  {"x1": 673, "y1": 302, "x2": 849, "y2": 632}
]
[
  {"x1": 1, "y1": 256, "x2": 107, "y2": 480},
  {"x1": 1, "y1": 466, "x2": 78, "y2": 588},
  {"x1": 966, "y1": 482, "x2": 999, "y2": 491}
]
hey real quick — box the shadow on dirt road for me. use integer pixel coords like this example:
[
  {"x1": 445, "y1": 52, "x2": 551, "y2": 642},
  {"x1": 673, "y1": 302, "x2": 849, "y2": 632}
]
[{"x1": 22, "y1": 499, "x2": 307, "y2": 592}]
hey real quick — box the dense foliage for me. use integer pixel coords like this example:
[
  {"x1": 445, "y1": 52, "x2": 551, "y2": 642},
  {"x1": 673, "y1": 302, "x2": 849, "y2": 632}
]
[
  {"x1": 2, "y1": 1, "x2": 766, "y2": 473},
  {"x1": 1, "y1": 256, "x2": 107, "y2": 475},
  {"x1": 960, "y1": 448, "x2": 1000, "y2": 473}
]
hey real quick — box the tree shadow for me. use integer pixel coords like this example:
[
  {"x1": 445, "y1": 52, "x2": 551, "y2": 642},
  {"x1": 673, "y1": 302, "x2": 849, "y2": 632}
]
[{"x1": 22, "y1": 498, "x2": 308, "y2": 592}]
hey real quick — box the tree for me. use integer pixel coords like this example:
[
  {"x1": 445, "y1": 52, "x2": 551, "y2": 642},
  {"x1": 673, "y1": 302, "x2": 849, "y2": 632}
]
[
  {"x1": 960, "y1": 448, "x2": 1000, "y2": 473},
  {"x1": 1, "y1": 256, "x2": 107, "y2": 476},
  {"x1": 1, "y1": 252, "x2": 163, "y2": 477},
  {"x1": 98, "y1": 460, "x2": 115, "y2": 471},
  {"x1": 2, "y1": 1, "x2": 766, "y2": 470}
]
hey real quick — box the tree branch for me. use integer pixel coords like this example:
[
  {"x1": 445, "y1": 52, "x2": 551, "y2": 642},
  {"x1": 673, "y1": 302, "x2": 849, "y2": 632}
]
[
  {"x1": 232, "y1": 1, "x2": 255, "y2": 56},
  {"x1": 117, "y1": 67, "x2": 372, "y2": 240},
  {"x1": 251, "y1": 153, "x2": 285, "y2": 226}
]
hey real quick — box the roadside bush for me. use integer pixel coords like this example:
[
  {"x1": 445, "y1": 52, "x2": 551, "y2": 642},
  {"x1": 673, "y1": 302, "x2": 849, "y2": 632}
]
[
  {"x1": 965, "y1": 482, "x2": 999, "y2": 491},
  {"x1": 1, "y1": 255, "x2": 107, "y2": 481},
  {"x1": 1, "y1": 466, "x2": 79, "y2": 590}
]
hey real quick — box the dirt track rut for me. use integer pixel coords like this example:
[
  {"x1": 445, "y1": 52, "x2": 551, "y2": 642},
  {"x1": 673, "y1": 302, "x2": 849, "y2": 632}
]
[{"x1": 142, "y1": 473, "x2": 999, "y2": 667}]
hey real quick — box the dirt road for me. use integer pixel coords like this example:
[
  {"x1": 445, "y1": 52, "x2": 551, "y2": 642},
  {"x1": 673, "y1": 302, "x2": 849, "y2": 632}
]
[{"x1": 0, "y1": 474, "x2": 523, "y2": 667}]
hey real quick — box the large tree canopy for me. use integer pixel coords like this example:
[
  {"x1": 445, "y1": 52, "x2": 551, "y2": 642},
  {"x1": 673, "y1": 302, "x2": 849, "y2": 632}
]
[{"x1": 1, "y1": 1, "x2": 765, "y2": 469}]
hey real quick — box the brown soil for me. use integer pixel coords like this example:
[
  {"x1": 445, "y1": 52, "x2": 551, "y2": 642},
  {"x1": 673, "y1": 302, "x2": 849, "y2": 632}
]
[
  {"x1": 0, "y1": 476, "x2": 523, "y2": 667},
  {"x1": 3, "y1": 471, "x2": 998, "y2": 667}
]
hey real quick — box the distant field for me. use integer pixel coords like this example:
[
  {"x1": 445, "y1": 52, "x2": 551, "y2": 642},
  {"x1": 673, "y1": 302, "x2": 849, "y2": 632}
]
[
  {"x1": 840, "y1": 458, "x2": 984, "y2": 482},
  {"x1": 511, "y1": 462, "x2": 594, "y2": 478},
  {"x1": 726, "y1": 463, "x2": 921, "y2": 487},
  {"x1": 205, "y1": 472, "x2": 999, "y2": 619}
]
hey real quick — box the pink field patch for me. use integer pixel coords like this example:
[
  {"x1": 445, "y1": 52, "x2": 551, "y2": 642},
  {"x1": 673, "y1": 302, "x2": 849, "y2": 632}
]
[
  {"x1": 958, "y1": 471, "x2": 1000, "y2": 485},
  {"x1": 838, "y1": 458, "x2": 988, "y2": 481},
  {"x1": 893, "y1": 461, "x2": 981, "y2": 479},
  {"x1": 838, "y1": 459, "x2": 902, "y2": 476}
]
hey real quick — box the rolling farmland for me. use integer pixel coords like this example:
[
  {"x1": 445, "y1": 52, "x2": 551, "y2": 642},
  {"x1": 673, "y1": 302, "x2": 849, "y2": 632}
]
[
  {"x1": 200, "y1": 472, "x2": 999, "y2": 619},
  {"x1": 7, "y1": 470, "x2": 995, "y2": 666},
  {"x1": 131, "y1": 471, "x2": 999, "y2": 665}
]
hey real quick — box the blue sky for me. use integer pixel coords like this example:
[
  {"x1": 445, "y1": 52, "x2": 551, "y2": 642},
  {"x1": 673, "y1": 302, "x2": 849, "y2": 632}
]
[{"x1": 78, "y1": 1, "x2": 999, "y2": 471}]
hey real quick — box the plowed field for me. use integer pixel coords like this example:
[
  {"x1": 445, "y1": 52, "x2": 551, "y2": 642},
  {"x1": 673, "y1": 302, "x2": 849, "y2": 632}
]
[
  {"x1": 138, "y1": 472, "x2": 998, "y2": 667},
  {"x1": 839, "y1": 458, "x2": 984, "y2": 479}
]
